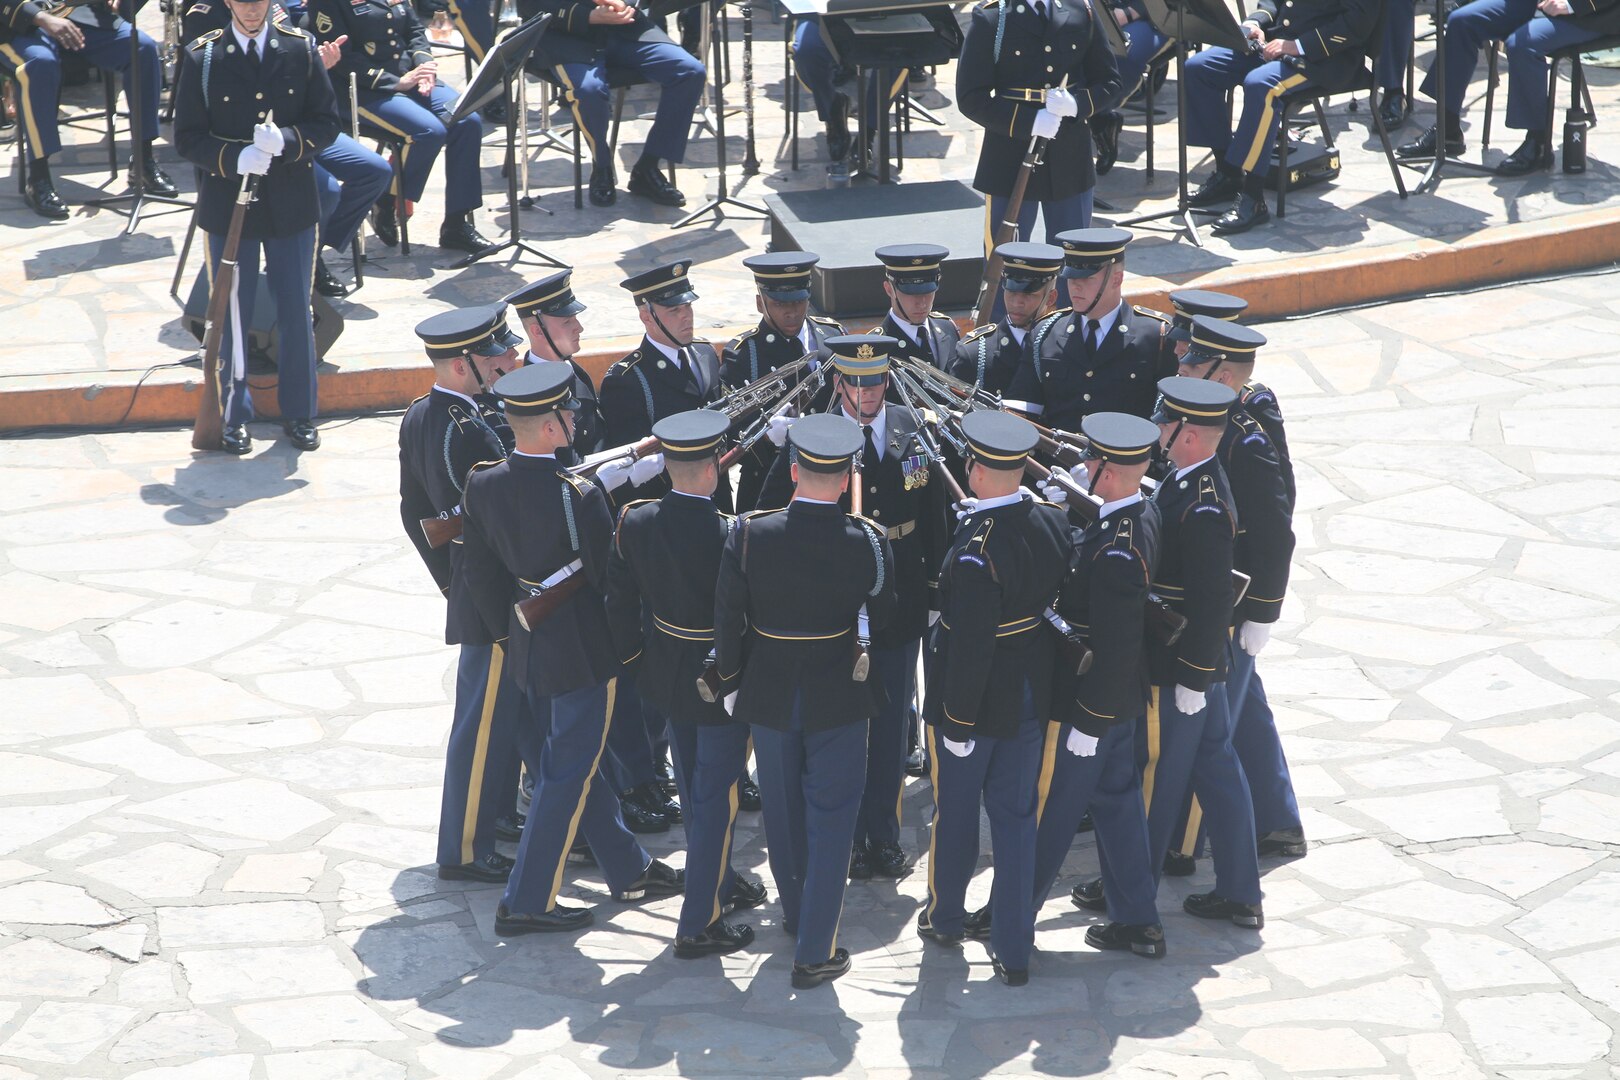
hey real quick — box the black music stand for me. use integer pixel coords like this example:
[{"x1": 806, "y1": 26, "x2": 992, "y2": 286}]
[
  {"x1": 1114, "y1": 0, "x2": 1245, "y2": 248},
  {"x1": 446, "y1": 12, "x2": 565, "y2": 268},
  {"x1": 86, "y1": 10, "x2": 193, "y2": 234},
  {"x1": 1401, "y1": 0, "x2": 1496, "y2": 193},
  {"x1": 674, "y1": 0, "x2": 768, "y2": 226}
]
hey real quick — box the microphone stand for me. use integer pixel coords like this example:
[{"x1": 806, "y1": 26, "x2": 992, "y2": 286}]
[{"x1": 454, "y1": 60, "x2": 568, "y2": 267}]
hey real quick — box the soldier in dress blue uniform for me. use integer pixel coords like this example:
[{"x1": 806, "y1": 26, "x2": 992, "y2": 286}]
[
  {"x1": 522, "y1": 0, "x2": 702, "y2": 207},
  {"x1": 1183, "y1": 0, "x2": 1378, "y2": 234},
  {"x1": 757, "y1": 337, "x2": 949, "y2": 882},
  {"x1": 1004, "y1": 228, "x2": 1176, "y2": 432},
  {"x1": 1139, "y1": 376, "x2": 1264, "y2": 929},
  {"x1": 790, "y1": 17, "x2": 893, "y2": 163},
  {"x1": 1165, "y1": 288, "x2": 1248, "y2": 360},
  {"x1": 0, "y1": 0, "x2": 175, "y2": 218},
  {"x1": 310, "y1": 0, "x2": 491, "y2": 252},
  {"x1": 956, "y1": 0, "x2": 1121, "y2": 267},
  {"x1": 459, "y1": 363, "x2": 683, "y2": 935},
  {"x1": 873, "y1": 245, "x2": 961, "y2": 373},
  {"x1": 399, "y1": 305, "x2": 526, "y2": 884},
  {"x1": 506, "y1": 268, "x2": 606, "y2": 458},
  {"x1": 918, "y1": 411, "x2": 1071, "y2": 986},
  {"x1": 949, "y1": 242, "x2": 1063, "y2": 393},
  {"x1": 173, "y1": 0, "x2": 341, "y2": 455},
  {"x1": 604, "y1": 410, "x2": 768, "y2": 959},
  {"x1": 721, "y1": 252, "x2": 845, "y2": 513},
  {"x1": 714, "y1": 414, "x2": 897, "y2": 988}
]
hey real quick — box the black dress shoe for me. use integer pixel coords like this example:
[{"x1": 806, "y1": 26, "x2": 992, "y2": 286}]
[
  {"x1": 1183, "y1": 891, "x2": 1264, "y2": 928},
  {"x1": 371, "y1": 194, "x2": 400, "y2": 247},
  {"x1": 438, "y1": 850, "x2": 514, "y2": 882},
  {"x1": 1257, "y1": 828, "x2": 1308, "y2": 858},
  {"x1": 869, "y1": 841, "x2": 910, "y2": 879},
  {"x1": 1077, "y1": 811, "x2": 1094, "y2": 834},
  {"x1": 725, "y1": 874, "x2": 767, "y2": 913},
  {"x1": 481, "y1": 96, "x2": 508, "y2": 126},
  {"x1": 439, "y1": 213, "x2": 494, "y2": 255},
  {"x1": 614, "y1": 857, "x2": 684, "y2": 902},
  {"x1": 131, "y1": 153, "x2": 179, "y2": 197},
  {"x1": 904, "y1": 745, "x2": 926, "y2": 777},
  {"x1": 284, "y1": 419, "x2": 321, "y2": 451},
  {"x1": 628, "y1": 162, "x2": 686, "y2": 207},
  {"x1": 1495, "y1": 134, "x2": 1551, "y2": 177},
  {"x1": 1092, "y1": 110, "x2": 1125, "y2": 175},
  {"x1": 1086, "y1": 921, "x2": 1167, "y2": 959},
  {"x1": 618, "y1": 787, "x2": 670, "y2": 834},
  {"x1": 589, "y1": 161, "x2": 617, "y2": 207},
  {"x1": 963, "y1": 905, "x2": 992, "y2": 941},
  {"x1": 791, "y1": 947, "x2": 850, "y2": 988},
  {"x1": 1376, "y1": 89, "x2": 1410, "y2": 131},
  {"x1": 495, "y1": 902, "x2": 593, "y2": 935},
  {"x1": 1071, "y1": 878, "x2": 1107, "y2": 912},
  {"x1": 24, "y1": 171, "x2": 69, "y2": 221},
  {"x1": 991, "y1": 954, "x2": 1029, "y2": 986},
  {"x1": 1211, "y1": 192, "x2": 1270, "y2": 236},
  {"x1": 1163, "y1": 851, "x2": 1196, "y2": 877},
  {"x1": 655, "y1": 756, "x2": 678, "y2": 797},
  {"x1": 313, "y1": 255, "x2": 350, "y2": 299},
  {"x1": 916, "y1": 912, "x2": 963, "y2": 947},
  {"x1": 738, "y1": 776, "x2": 762, "y2": 812},
  {"x1": 567, "y1": 835, "x2": 596, "y2": 865},
  {"x1": 494, "y1": 813, "x2": 525, "y2": 843},
  {"x1": 848, "y1": 843, "x2": 872, "y2": 881},
  {"x1": 675, "y1": 919, "x2": 755, "y2": 958},
  {"x1": 221, "y1": 425, "x2": 253, "y2": 456},
  {"x1": 826, "y1": 91, "x2": 852, "y2": 162},
  {"x1": 1187, "y1": 168, "x2": 1242, "y2": 208},
  {"x1": 639, "y1": 780, "x2": 681, "y2": 824},
  {"x1": 1396, "y1": 124, "x2": 1465, "y2": 160}
]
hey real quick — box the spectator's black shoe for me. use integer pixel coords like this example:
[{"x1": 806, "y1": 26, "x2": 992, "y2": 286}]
[
  {"x1": 24, "y1": 168, "x2": 69, "y2": 221},
  {"x1": 494, "y1": 813, "x2": 525, "y2": 843},
  {"x1": 495, "y1": 902, "x2": 592, "y2": 935},
  {"x1": 614, "y1": 857, "x2": 684, "y2": 902},
  {"x1": 1086, "y1": 921, "x2": 1167, "y2": 959},
  {"x1": 1494, "y1": 134, "x2": 1551, "y2": 176},
  {"x1": 439, "y1": 213, "x2": 494, "y2": 254},
  {"x1": 371, "y1": 194, "x2": 399, "y2": 247},
  {"x1": 916, "y1": 913, "x2": 963, "y2": 947},
  {"x1": 738, "y1": 776, "x2": 762, "y2": 811},
  {"x1": 1257, "y1": 828, "x2": 1308, "y2": 858},
  {"x1": 590, "y1": 160, "x2": 617, "y2": 206},
  {"x1": 1092, "y1": 110, "x2": 1124, "y2": 175},
  {"x1": 1183, "y1": 891, "x2": 1264, "y2": 928},
  {"x1": 1187, "y1": 168, "x2": 1242, "y2": 207},
  {"x1": 869, "y1": 841, "x2": 910, "y2": 879},
  {"x1": 675, "y1": 919, "x2": 754, "y2": 958},
  {"x1": 963, "y1": 905, "x2": 992, "y2": 941},
  {"x1": 313, "y1": 255, "x2": 349, "y2": 298},
  {"x1": 437, "y1": 851, "x2": 514, "y2": 883},
  {"x1": 848, "y1": 843, "x2": 872, "y2": 881},
  {"x1": 1376, "y1": 88, "x2": 1410, "y2": 130},
  {"x1": 284, "y1": 419, "x2": 321, "y2": 452},
  {"x1": 481, "y1": 96, "x2": 508, "y2": 126},
  {"x1": 628, "y1": 162, "x2": 686, "y2": 207},
  {"x1": 1163, "y1": 852, "x2": 1196, "y2": 877},
  {"x1": 1397, "y1": 124, "x2": 1465, "y2": 159},
  {"x1": 791, "y1": 948, "x2": 850, "y2": 988},
  {"x1": 1211, "y1": 192, "x2": 1270, "y2": 236},
  {"x1": 1071, "y1": 878, "x2": 1107, "y2": 912}
]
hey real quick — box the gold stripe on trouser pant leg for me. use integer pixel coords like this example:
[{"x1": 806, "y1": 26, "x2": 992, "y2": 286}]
[
  {"x1": 1140, "y1": 685, "x2": 1161, "y2": 811},
  {"x1": 553, "y1": 65, "x2": 598, "y2": 160},
  {"x1": 545, "y1": 677, "x2": 618, "y2": 911},
  {"x1": 0, "y1": 45, "x2": 45, "y2": 156},
  {"x1": 887, "y1": 68, "x2": 910, "y2": 106},
  {"x1": 459, "y1": 642, "x2": 505, "y2": 864},
  {"x1": 708, "y1": 778, "x2": 743, "y2": 926},
  {"x1": 449, "y1": 0, "x2": 487, "y2": 62},
  {"x1": 1178, "y1": 796, "x2": 1203, "y2": 858},
  {"x1": 1034, "y1": 719, "x2": 1060, "y2": 826},
  {"x1": 1240, "y1": 72, "x2": 1309, "y2": 174},
  {"x1": 358, "y1": 106, "x2": 412, "y2": 197},
  {"x1": 923, "y1": 722, "x2": 944, "y2": 921}
]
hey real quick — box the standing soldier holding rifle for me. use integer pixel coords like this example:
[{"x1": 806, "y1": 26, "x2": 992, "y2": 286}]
[
  {"x1": 950, "y1": 242, "x2": 1063, "y2": 394},
  {"x1": 460, "y1": 363, "x2": 684, "y2": 936}
]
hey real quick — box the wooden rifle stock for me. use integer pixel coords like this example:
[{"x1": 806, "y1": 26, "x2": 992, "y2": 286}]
[
  {"x1": 192, "y1": 173, "x2": 259, "y2": 451},
  {"x1": 513, "y1": 573, "x2": 587, "y2": 632},
  {"x1": 695, "y1": 648, "x2": 722, "y2": 703},
  {"x1": 420, "y1": 507, "x2": 463, "y2": 549},
  {"x1": 569, "y1": 434, "x2": 661, "y2": 476}
]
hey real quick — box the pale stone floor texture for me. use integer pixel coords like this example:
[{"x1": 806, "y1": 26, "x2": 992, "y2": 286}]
[{"x1": 1, "y1": 270, "x2": 1619, "y2": 1078}]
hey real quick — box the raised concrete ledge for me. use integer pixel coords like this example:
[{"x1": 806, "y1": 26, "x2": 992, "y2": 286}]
[{"x1": 6, "y1": 206, "x2": 1618, "y2": 434}]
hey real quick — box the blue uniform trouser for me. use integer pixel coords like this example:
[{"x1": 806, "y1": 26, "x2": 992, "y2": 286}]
[
  {"x1": 1504, "y1": 14, "x2": 1602, "y2": 131},
  {"x1": 1419, "y1": 0, "x2": 1539, "y2": 117},
  {"x1": 313, "y1": 133, "x2": 392, "y2": 252},
  {"x1": 1032, "y1": 719, "x2": 1159, "y2": 927},
  {"x1": 602, "y1": 677, "x2": 659, "y2": 792},
  {"x1": 448, "y1": 0, "x2": 495, "y2": 62},
  {"x1": 791, "y1": 18, "x2": 886, "y2": 128},
  {"x1": 924, "y1": 687, "x2": 1043, "y2": 973},
  {"x1": 503, "y1": 677, "x2": 653, "y2": 913},
  {"x1": 1226, "y1": 638, "x2": 1301, "y2": 837},
  {"x1": 1140, "y1": 684, "x2": 1261, "y2": 906},
  {"x1": 752, "y1": 695, "x2": 867, "y2": 967},
  {"x1": 0, "y1": 21, "x2": 161, "y2": 161},
  {"x1": 555, "y1": 34, "x2": 705, "y2": 165},
  {"x1": 1185, "y1": 49, "x2": 1322, "y2": 175},
  {"x1": 1376, "y1": 0, "x2": 1417, "y2": 92},
  {"x1": 205, "y1": 225, "x2": 318, "y2": 427},
  {"x1": 355, "y1": 81, "x2": 483, "y2": 214},
  {"x1": 671, "y1": 720, "x2": 753, "y2": 938},
  {"x1": 1116, "y1": 18, "x2": 1171, "y2": 105},
  {"x1": 984, "y1": 191, "x2": 1092, "y2": 322},
  {"x1": 855, "y1": 639, "x2": 918, "y2": 850},
  {"x1": 438, "y1": 643, "x2": 524, "y2": 868}
]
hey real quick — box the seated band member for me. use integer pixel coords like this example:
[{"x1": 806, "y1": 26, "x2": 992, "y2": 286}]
[
  {"x1": 525, "y1": 0, "x2": 703, "y2": 207},
  {"x1": 506, "y1": 268, "x2": 606, "y2": 457},
  {"x1": 1091, "y1": 0, "x2": 1172, "y2": 175},
  {"x1": 790, "y1": 18, "x2": 893, "y2": 164},
  {"x1": 310, "y1": 0, "x2": 491, "y2": 253},
  {"x1": 949, "y1": 242, "x2": 1063, "y2": 393},
  {"x1": 1372, "y1": 0, "x2": 1416, "y2": 129},
  {"x1": 873, "y1": 245, "x2": 961, "y2": 372},
  {"x1": 1183, "y1": 0, "x2": 1378, "y2": 235},
  {"x1": 1, "y1": 0, "x2": 176, "y2": 219},
  {"x1": 1397, "y1": 0, "x2": 1620, "y2": 174}
]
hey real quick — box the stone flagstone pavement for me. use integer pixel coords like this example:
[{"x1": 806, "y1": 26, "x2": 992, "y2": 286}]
[{"x1": 0, "y1": 272, "x2": 1618, "y2": 1077}]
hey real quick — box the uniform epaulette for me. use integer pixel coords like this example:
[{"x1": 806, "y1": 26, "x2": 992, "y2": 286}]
[
  {"x1": 468, "y1": 458, "x2": 502, "y2": 474},
  {"x1": 1242, "y1": 381, "x2": 1278, "y2": 406},
  {"x1": 185, "y1": 1, "x2": 211, "y2": 15},
  {"x1": 851, "y1": 512, "x2": 883, "y2": 531},
  {"x1": 1038, "y1": 307, "x2": 1070, "y2": 327},
  {"x1": 560, "y1": 471, "x2": 595, "y2": 494},
  {"x1": 978, "y1": 0, "x2": 1002, "y2": 8},
  {"x1": 728, "y1": 327, "x2": 757, "y2": 348},
  {"x1": 1132, "y1": 305, "x2": 1170, "y2": 324},
  {"x1": 615, "y1": 497, "x2": 656, "y2": 523},
  {"x1": 930, "y1": 311, "x2": 954, "y2": 322},
  {"x1": 808, "y1": 315, "x2": 842, "y2": 327},
  {"x1": 741, "y1": 506, "x2": 786, "y2": 521},
  {"x1": 274, "y1": 18, "x2": 308, "y2": 36},
  {"x1": 190, "y1": 27, "x2": 223, "y2": 46},
  {"x1": 962, "y1": 324, "x2": 996, "y2": 342},
  {"x1": 409, "y1": 390, "x2": 430, "y2": 406},
  {"x1": 609, "y1": 350, "x2": 643, "y2": 374}
]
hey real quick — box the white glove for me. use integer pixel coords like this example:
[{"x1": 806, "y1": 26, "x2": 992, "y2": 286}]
[
  {"x1": 253, "y1": 121, "x2": 285, "y2": 156},
  {"x1": 1031, "y1": 109, "x2": 1062, "y2": 141},
  {"x1": 236, "y1": 145, "x2": 273, "y2": 176},
  {"x1": 723, "y1": 691, "x2": 737, "y2": 715},
  {"x1": 1173, "y1": 685, "x2": 1206, "y2": 715},
  {"x1": 928, "y1": 609, "x2": 941, "y2": 627},
  {"x1": 628, "y1": 452, "x2": 665, "y2": 487},
  {"x1": 943, "y1": 737, "x2": 975, "y2": 758},
  {"x1": 954, "y1": 496, "x2": 980, "y2": 522},
  {"x1": 595, "y1": 458, "x2": 632, "y2": 492},
  {"x1": 1066, "y1": 728, "x2": 1099, "y2": 757},
  {"x1": 1045, "y1": 87, "x2": 1079, "y2": 119},
  {"x1": 1068, "y1": 463, "x2": 1092, "y2": 488},
  {"x1": 1038, "y1": 479, "x2": 1067, "y2": 505},
  {"x1": 1238, "y1": 621, "x2": 1271, "y2": 657},
  {"x1": 766, "y1": 413, "x2": 796, "y2": 447}
]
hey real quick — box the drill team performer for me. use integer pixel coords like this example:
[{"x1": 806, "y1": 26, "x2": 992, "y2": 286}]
[{"x1": 950, "y1": 242, "x2": 1064, "y2": 394}]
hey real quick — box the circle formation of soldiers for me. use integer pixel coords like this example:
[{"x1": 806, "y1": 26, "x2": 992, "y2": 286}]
[{"x1": 399, "y1": 229, "x2": 1301, "y2": 988}]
